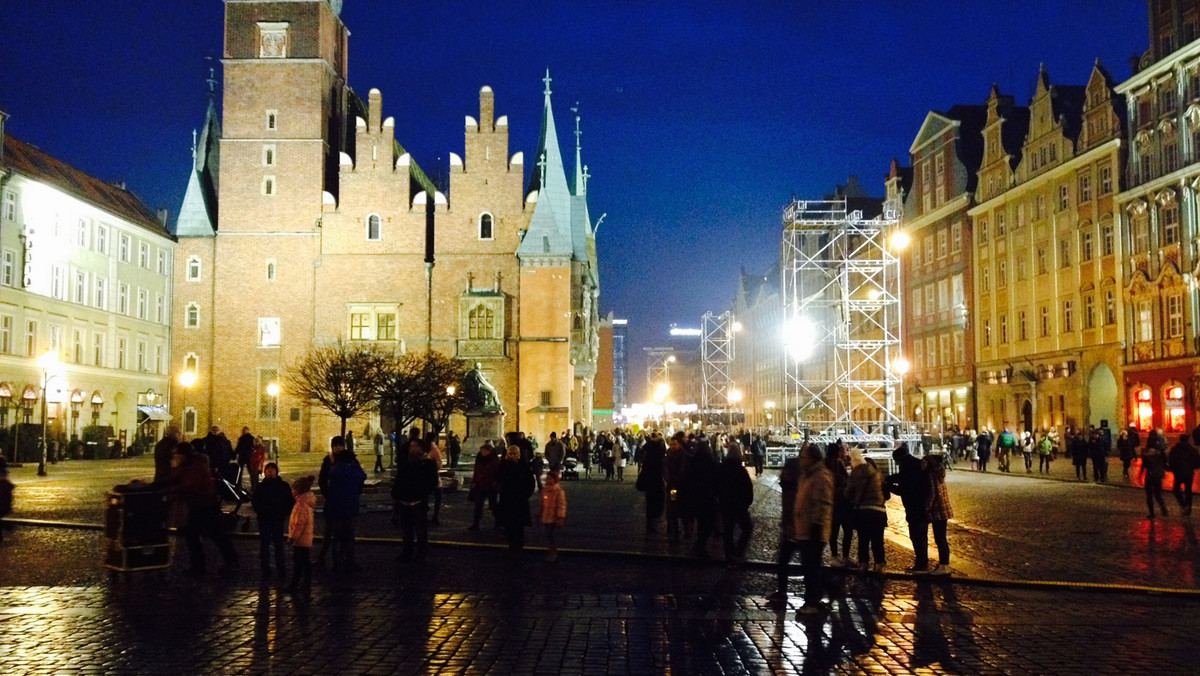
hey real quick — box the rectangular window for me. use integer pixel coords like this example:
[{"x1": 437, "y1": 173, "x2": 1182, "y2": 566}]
[
  {"x1": 912, "y1": 246, "x2": 922, "y2": 268},
  {"x1": 983, "y1": 319, "x2": 991, "y2": 347},
  {"x1": 117, "y1": 283, "x2": 129, "y2": 315},
  {"x1": 978, "y1": 217, "x2": 989, "y2": 241},
  {"x1": 1040, "y1": 306, "x2": 1050, "y2": 337},
  {"x1": 50, "y1": 266, "x2": 65, "y2": 299},
  {"x1": 925, "y1": 284, "x2": 935, "y2": 313},
  {"x1": 117, "y1": 337, "x2": 127, "y2": 370},
  {"x1": 951, "y1": 274, "x2": 964, "y2": 307},
  {"x1": 157, "y1": 250, "x2": 167, "y2": 276},
  {"x1": 1084, "y1": 294, "x2": 1096, "y2": 330},
  {"x1": 266, "y1": 109, "x2": 278, "y2": 131},
  {"x1": 94, "y1": 278, "x2": 108, "y2": 310},
  {"x1": 1019, "y1": 311, "x2": 1028, "y2": 340},
  {"x1": 950, "y1": 221, "x2": 962, "y2": 254},
  {"x1": 1081, "y1": 231, "x2": 1094, "y2": 261},
  {"x1": 926, "y1": 336, "x2": 937, "y2": 366},
  {"x1": 1058, "y1": 184, "x2": 1070, "y2": 211},
  {"x1": 185, "y1": 304, "x2": 199, "y2": 329},
  {"x1": 155, "y1": 345, "x2": 163, "y2": 375},
  {"x1": 350, "y1": 312, "x2": 371, "y2": 340},
  {"x1": 77, "y1": 218, "x2": 90, "y2": 248},
  {"x1": 73, "y1": 270, "x2": 86, "y2": 304},
  {"x1": 186, "y1": 257, "x2": 201, "y2": 282},
  {"x1": 263, "y1": 144, "x2": 276, "y2": 167},
  {"x1": 996, "y1": 211, "x2": 1007, "y2": 236},
  {"x1": 1037, "y1": 246, "x2": 1048, "y2": 275},
  {"x1": 1016, "y1": 254, "x2": 1027, "y2": 281},
  {"x1": 1016, "y1": 203, "x2": 1027, "y2": 229},
  {"x1": 1059, "y1": 239, "x2": 1071, "y2": 268},
  {"x1": 953, "y1": 331, "x2": 964, "y2": 364},
  {"x1": 1062, "y1": 299, "x2": 1073, "y2": 333},
  {"x1": 72, "y1": 328, "x2": 83, "y2": 363},
  {"x1": 1134, "y1": 215, "x2": 1150, "y2": 253},
  {"x1": 981, "y1": 266, "x2": 990, "y2": 292},
  {"x1": 924, "y1": 236, "x2": 934, "y2": 263},
  {"x1": 258, "y1": 368, "x2": 280, "y2": 420},
  {"x1": 0, "y1": 315, "x2": 10, "y2": 353},
  {"x1": 49, "y1": 325, "x2": 62, "y2": 353},
  {"x1": 996, "y1": 260, "x2": 1006, "y2": 288},
  {"x1": 936, "y1": 230, "x2": 948, "y2": 259},
  {"x1": 1, "y1": 191, "x2": 14, "y2": 221},
  {"x1": 136, "y1": 289, "x2": 148, "y2": 320},
  {"x1": 118, "y1": 234, "x2": 131, "y2": 262},
  {"x1": 1036, "y1": 194, "x2": 1047, "y2": 219},
  {"x1": 1163, "y1": 204, "x2": 1181, "y2": 245},
  {"x1": 540, "y1": 391, "x2": 553, "y2": 407},
  {"x1": 1, "y1": 249, "x2": 14, "y2": 286},
  {"x1": 939, "y1": 334, "x2": 951, "y2": 364},
  {"x1": 134, "y1": 341, "x2": 145, "y2": 372},
  {"x1": 262, "y1": 176, "x2": 275, "y2": 196},
  {"x1": 1105, "y1": 290, "x2": 1117, "y2": 325},
  {"x1": 1000, "y1": 315, "x2": 1008, "y2": 343},
  {"x1": 259, "y1": 317, "x2": 281, "y2": 347},
  {"x1": 25, "y1": 320, "x2": 37, "y2": 356},
  {"x1": 937, "y1": 279, "x2": 949, "y2": 311},
  {"x1": 1100, "y1": 166, "x2": 1112, "y2": 194},
  {"x1": 96, "y1": 225, "x2": 109, "y2": 255},
  {"x1": 138, "y1": 242, "x2": 149, "y2": 269},
  {"x1": 911, "y1": 288, "x2": 923, "y2": 316},
  {"x1": 1079, "y1": 174, "x2": 1092, "y2": 202},
  {"x1": 1168, "y1": 294, "x2": 1184, "y2": 338},
  {"x1": 156, "y1": 294, "x2": 165, "y2": 324},
  {"x1": 376, "y1": 313, "x2": 396, "y2": 341},
  {"x1": 93, "y1": 333, "x2": 104, "y2": 367},
  {"x1": 1138, "y1": 300, "x2": 1154, "y2": 342},
  {"x1": 1102, "y1": 222, "x2": 1114, "y2": 256}
]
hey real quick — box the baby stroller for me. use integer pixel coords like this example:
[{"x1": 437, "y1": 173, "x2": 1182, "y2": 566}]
[
  {"x1": 216, "y1": 463, "x2": 252, "y2": 532},
  {"x1": 561, "y1": 456, "x2": 580, "y2": 481}
]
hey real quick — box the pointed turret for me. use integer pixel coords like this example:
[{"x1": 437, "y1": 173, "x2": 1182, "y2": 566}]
[
  {"x1": 569, "y1": 108, "x2": 596, "y2": 274},
  {"x1": 174, "y1": 77, "x2": 221, "y2": 238},
  {"x1": 518, "y1": 70, "x2": 573, "y2": 260}
]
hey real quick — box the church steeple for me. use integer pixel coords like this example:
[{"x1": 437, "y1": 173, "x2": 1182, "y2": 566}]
[
  {"x1": 174, "y1": 69, "x2": 222, "y2": 238},
  {"x1": 518, "y1": 70, "x2": 573, "y2": 260}
]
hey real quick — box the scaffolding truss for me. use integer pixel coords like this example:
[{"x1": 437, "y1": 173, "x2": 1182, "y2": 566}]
[
  {"x1": 644, "y1": 347, "x2": 676, "y2": 393},
  {"x1": 700, "y1": 311, "x2": 734, "y2": 413},
  {"x1": 780, "y1": 199, "x2": 906, "y2": 445}
]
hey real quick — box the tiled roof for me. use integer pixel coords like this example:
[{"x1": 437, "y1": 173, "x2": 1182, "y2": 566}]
[{"x1": 3, "y1": 136, "x2": 168, "y2": 237}]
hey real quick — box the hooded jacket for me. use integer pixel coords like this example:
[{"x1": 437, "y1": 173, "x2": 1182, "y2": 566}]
[
  {"x1": 540, "y1": 478, "x2": 567, "y2": 525},
  {"x1": 289, "y1": 491, "x2": 316, "y2": 547}
]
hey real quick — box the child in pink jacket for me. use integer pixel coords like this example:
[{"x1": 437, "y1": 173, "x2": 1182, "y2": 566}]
[
  {"x1": 286, "y1": 475, "x2": 315, "y2": 592},
  {"x1": 541, "y1": 470, "x2": 567, "y2": 562}
]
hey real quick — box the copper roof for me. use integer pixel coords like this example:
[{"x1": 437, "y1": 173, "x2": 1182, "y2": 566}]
[{"x1": 3, "y1": 136, "x2": 169, "y2": 237}]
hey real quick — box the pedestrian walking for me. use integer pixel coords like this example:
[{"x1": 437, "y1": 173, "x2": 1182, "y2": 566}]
[
  {"x1": 468, "y1": 444, "x2": 501, "y2": 531},
  {"x1": 845, "y1": 450, "x2": 886, "y2": 571},
  {"x1": 496, "y1": 444, "x2": 535, "y2": 551},
  {"x1": 544, "y1": 433, "x2": 565, "y2": 472},
  {"x1": 1022, "y1": 433, "x2": 1034, "y2": 473},
  {"x1": 1037, "y1": 433, "x2": 1054, "y2": 474},
  {"x1": 637, "y1": 433, "x2": 667, "y2": 533},
  {"x1": 169, "y1": 443, "x2": 239, "y2": 576},
  {"x1": 684, "y1": 443, "x2": 719, "y2": 559},
  {"x1": 1089, "y1": 428, "x2": 1109, "y2": 483},
  {"x1": 324, "y1": 437, "x2": 367, "y2": 571},
  {"x1": 716, "y1": 444, "x2": 754, "y2": 566},
  {"x1": 975, "y1": 431, "x2": 992, "y2": 472},
  {"x1": 314, "y1": 439, "x2": 338, "y2": 567},
  {"x1": 887, "y1": 443, "x2": 931, "y2": 573},
  {"x1": 1118, "y1": 429, "x2": 1136, "y2": 480},
  {"x1": 995, "y1": 428, "x2": 1016, "y2": 473},
  {"x1": 541, "y1": 470, "x2": 567, "y2": 562},
  {"x1": 285, "y1": 475, "x2": 316, "y2": 593},
  {"x1": 235, "y1": 426, "x2": 256, "y2": 490},
  {"x1": 392, "y1": 439, "x2": 438, "y2": 563},
  {"x1": 1168, "y1": 434, "x2": 1198, "y2": 516},
  {"x1": 924, "y1": 455, "x2": 953, "y2": 576},
  {"x1": 664, "y1": 433, "x2": 689, "y2": 540},
  {"x1": 1141, "y1": 441, "x2": 1169, "y2": 520},
  {"x1": 373, "y1": 432, "x2": 385, "y2": 474},
  {"x1": 1070, "y1": 431, "x2": 1089, "y2": 481},
  {"x1": 615, "y1": 437, "x2": 627, "y2": 482},
  {"x1": 768, "y1": 449, "x2": 803, "y2": 603},
  {"x1": 792, "y1": 444, "x2": 833, "y2": 617},
  {"x1": 446, "y1": 431, "x2": 461, "y2": 470},
  {"x1": 825, "y1": 444, "x2": 853, "y2": 566},
  {"x1": 251, "y1": 462, "x2": 293, "y2": 577}
]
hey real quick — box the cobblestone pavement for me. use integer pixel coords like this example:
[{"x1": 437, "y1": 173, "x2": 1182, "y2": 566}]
[
  {"x1": 7, "y1": 454, "x2": 1200, "y2": 589},
  {"x1": 1, "y1": 527, "x2": 1199, "y2": 675}
]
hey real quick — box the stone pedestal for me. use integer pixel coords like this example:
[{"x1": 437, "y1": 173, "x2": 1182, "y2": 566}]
[{"x1": 463, "y1": 410, "x2": 505, "y2": 456}]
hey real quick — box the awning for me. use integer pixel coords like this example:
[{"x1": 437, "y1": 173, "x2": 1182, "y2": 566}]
[{"x1": 137, "y1": 405, "x2": 172, "y2": 422}]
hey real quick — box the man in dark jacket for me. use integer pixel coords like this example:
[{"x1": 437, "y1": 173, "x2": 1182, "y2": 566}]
[
  {"x1": 392, "y1": 441, "x2": 439, "y2": 562},
  {"x1": 325, "y1": 438, "x2": 367, "y2": 571},
  {"x1": 251, "y1": 461, "x2": 293, "y2": 576},
  {"x1": 170, "y1": 443, "x2": 238, "y2": 576},
  {"x1": 152, "y1": 425, "x2": 181, "y2": 485},
  {"x1": 639, "y1": 434, "x2": 667, "y2": 533},
  {"x1": 235, "y1": 427, "x2": 256, "y2": 490},
  {"x1": 684, "y1": 444, "x2": 719, "y2": 558},
  {"x1": 716, "y1": 445, "x2": 754, "y2": 565},
  {"x1": 886, "y1": 444, "x2": 930, "y2": 572},
  {"x1": 1169, "y1": 434, "x2": 1199, "y2": 515},
  {"x1": 543, "y1": 432, "x2": 565, "y2": 471},
  {"x1": 975, "y1": 431, "x2": 992, "y2": 472},
  {"x1": 203, "y1": 426, "x2": 234, "y2": 481}
]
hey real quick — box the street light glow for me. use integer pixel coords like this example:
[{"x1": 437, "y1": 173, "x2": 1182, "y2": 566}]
[
  {"x1": 446, "y1": 385, "x2": 457, "y2": 396},
  {"x1": 782, "y1": 316, "x2": 819, "y2": 362},
  {"x1": 729, "y1": 389, "x2": 743, "y2": 403},
  {"x1": 37, "y1": 350, "x2": 60, "y2": 371},
  {"x1": 891, "y1": 231, "x2": 911, "y2": 250},
  {"x1": 652, "y1": 383, "x2": 670, "y2": 403},
  {"x1": 179, "y1": 371, "x2": 197, "y2": 388},
  {"x1": 266, "y1": 383, "x2": 281, "y2": 397},
  {"x1": 893, "y1": 357, "x2": 911, "y2": 375}
]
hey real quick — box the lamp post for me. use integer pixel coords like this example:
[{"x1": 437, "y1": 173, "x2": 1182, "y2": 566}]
[
  {"x1": 652, "y1": 383, "x2": 670, "y2": 429},
  {"x1": 892, "y1": 356, "x2": 911, "y2": 435},
  {"x1": 266, "y1": 382, "x2": 280, "y2": 459},
  {"x1": 179, "y1": 370, "x2": 197, "y2": 436},
  {"x1": 444, "y1": 385, "x2": 456, "y2": 436},
  {"x1": 36, "y1": 350, "x2": 61, "y2": 476}
]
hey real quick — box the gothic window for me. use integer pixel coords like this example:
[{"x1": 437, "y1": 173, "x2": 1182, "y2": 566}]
[
  {"x1": 186, "y1": 256, "x2": 201, "y2": 281},
  {"x1": 479, "y1": 213, "x2": 494, "y2": 240},
  {"x1": 185, "y1": 303, "x2": 200, "y2": 329},
  {"x1": 366, "y1": 214, "x2": 381, "y2": 241},
  {"x1": 469, "y1": 305, "x2": 495, "y2": 340}
]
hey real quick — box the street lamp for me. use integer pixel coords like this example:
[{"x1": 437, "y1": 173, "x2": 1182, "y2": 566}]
[
  {"x1": 890, "y1": 230, "x2": 911, "y2": 251},
  {"x1": 179, "y1": 370, "x2": 197, "y2": 435},
  {"x1": 266, "y1": 382, "x2": 281, "y2": 459},
  {"x1": 653, "y1": 383, "x2": 670, "y2": 427},
  {"x1": 36, "y1": 350, "x2": 61, "y2": 476}
]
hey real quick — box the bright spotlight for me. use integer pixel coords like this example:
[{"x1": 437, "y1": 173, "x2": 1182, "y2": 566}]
[
  {"x1": 783, "y1": 316, "x2": 819, "y2": 362},
  {"x1": 893, "y1": 357, "x2": 911, "y2": 375},
  {"x1": 891, "y1": 231, "x2": 911, "y2": 250}
]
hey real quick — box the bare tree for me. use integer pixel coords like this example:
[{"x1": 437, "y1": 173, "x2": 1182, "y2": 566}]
[
  {"x1": 416, "y1": 351, "x2": 470, "y2": 434},
  {"x1": 377, "y1": 352, "x2": 425, "y2": 442},
  {"x1": 286, "y1": 340, "x2": 389, "y2": 438}
]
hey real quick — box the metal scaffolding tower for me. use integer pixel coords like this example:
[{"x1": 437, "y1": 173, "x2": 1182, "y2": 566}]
[
  {"x1": 644, "y1": 347, "x2": 676, "y2": 393},
  {"x1": 780, "y1": 198, "x2": 905, "y2": 445},
  {"x1": 700, "y1": 311, "x2": 734, "y2": 414}
]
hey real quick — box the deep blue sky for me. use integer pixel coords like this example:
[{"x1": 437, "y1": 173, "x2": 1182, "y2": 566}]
[{"x1": 1, "y1": 1, "x2": 1147, "y2": 401}]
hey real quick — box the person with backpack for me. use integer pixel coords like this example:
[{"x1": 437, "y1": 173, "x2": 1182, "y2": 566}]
[
  {"x1": 995, "y1": 428, "x2": 1017, "y2": 473},
  {"x1": 1037, "y1": 433, "x2": 1054, "y2": 474}
]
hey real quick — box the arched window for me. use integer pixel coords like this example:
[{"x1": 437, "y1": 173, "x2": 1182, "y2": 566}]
[
  {"x1": 183, "y1": 407, "x2": 198, "y2": 435},
  {"x1": 1132, "y1": 384, "x2": 1154, "y2": 432},
  {"x1": 573, "y1": 314, "x2": 582, "y2": 330},
  {"x1": 479, "y1": 212, "x2": 494, "y2": 240},
  {"x1": 468, "y1": 305, "x2": 495, "y2": 340},
  {"x1": 186, "y1": 256, "x2": 201, "y2": 281},
  {"x1": 185, "y1": 303, "x2": 200, "y2": 329},
  {"x1": 184, "y1": 352, "x2": 199, "y2": 373},
  {"x1": 1164, "y1": 381, "x2": 1187, "y2": 432},
  {"x1": 366, "y1": 213, "x2": 381, "y2": 241}
]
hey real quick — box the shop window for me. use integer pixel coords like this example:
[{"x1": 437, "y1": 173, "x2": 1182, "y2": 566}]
[
  {"x1": 1164, "y1": 384, "x2": 1187, "y2": 432},
  {"x1": 1134, "y1": 387, "x2": 1154, "y2": 432}
]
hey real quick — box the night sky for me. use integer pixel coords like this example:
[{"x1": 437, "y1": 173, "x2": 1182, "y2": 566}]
[{"x1": 1, "y1": 1, "x2": 1147, "y2": 401}]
